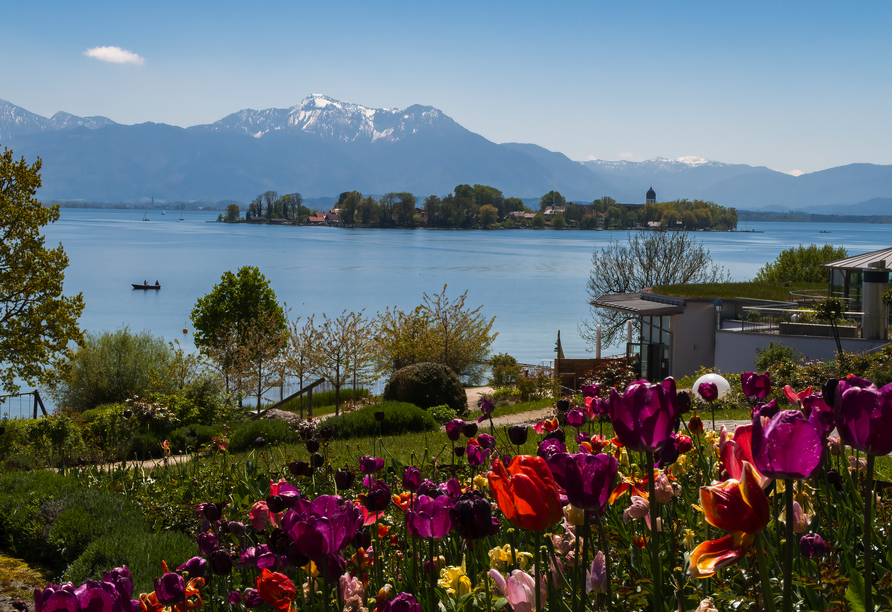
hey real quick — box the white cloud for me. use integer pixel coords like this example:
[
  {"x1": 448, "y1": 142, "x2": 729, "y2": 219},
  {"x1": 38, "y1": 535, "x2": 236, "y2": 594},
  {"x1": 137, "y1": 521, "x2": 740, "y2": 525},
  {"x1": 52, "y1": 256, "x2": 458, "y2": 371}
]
[
  {"x1": 786, "y1": 169, "x2": 805, "y2": 177},
  {"x1": 619, "y1": 151, "x2": 636, "y2": 161},
  {"x1": 84, "y1": 46, "x2": 145, "y2": 65}
]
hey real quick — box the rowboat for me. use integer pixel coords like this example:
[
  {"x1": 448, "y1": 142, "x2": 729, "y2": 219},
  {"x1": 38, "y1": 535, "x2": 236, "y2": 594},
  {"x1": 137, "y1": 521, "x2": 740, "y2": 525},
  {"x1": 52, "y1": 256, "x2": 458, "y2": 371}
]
[{"x1": 132, "y1": 284, "x2": 161, "y2": 290}]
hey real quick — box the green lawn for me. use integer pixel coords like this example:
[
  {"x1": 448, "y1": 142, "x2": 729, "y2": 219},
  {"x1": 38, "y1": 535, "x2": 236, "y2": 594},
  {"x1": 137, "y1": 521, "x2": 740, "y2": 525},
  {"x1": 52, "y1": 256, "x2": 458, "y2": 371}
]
[{"x1": 653, "y1": 281, "x2": 825, "y2": 302}]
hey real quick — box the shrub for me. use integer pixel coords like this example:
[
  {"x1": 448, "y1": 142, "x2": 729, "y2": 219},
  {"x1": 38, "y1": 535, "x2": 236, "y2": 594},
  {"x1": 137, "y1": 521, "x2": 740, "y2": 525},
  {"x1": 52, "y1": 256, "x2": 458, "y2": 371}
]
[
  {"x1": 168, "y1": 423, "x2": 226, "y2": 453},
  {"x1": 755, "y1": 341, "x2": 800, "y2": 371},
  {"x1": 324, "y1": 402, "x2": 439, "y2": 440},
  {"x1": 383, "y1": 362, "x2": 468, "y2": 414},
  {"x1": 488, "y1": 353, "x2": 521, "y2": 389},
  {"x1": 46, "y1": 328, "x2": 175, "y2": 412},
  {"x1": 427, "y1": 404, "x2": 458, "y2": 424},
  {"x1": 228, "y1": 419, "x2": 302, "y2": 453}
]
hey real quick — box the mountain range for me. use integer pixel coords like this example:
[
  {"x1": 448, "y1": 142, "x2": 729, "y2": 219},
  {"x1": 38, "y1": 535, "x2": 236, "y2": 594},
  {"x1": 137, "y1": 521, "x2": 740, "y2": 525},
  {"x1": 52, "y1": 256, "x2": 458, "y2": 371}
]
[{"x1": 2, "y1": 94, "x2": 891, "y2": 213}]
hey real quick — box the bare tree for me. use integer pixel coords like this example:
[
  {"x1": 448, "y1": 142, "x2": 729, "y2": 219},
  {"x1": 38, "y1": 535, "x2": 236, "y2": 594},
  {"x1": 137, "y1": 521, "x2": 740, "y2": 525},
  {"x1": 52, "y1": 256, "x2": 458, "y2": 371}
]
[
  {"x1": 235, "y1": 310, "x2": 289, "y2": 411},
  {"x1": 311, "y1": 310, "x2": 375, "y2": 415},
  {"x1": 581, "y1": 231, "x2": 731, "y2": 347},
  {"x1": 284, "y1": 314, "x2": 318, "y2": 417}
]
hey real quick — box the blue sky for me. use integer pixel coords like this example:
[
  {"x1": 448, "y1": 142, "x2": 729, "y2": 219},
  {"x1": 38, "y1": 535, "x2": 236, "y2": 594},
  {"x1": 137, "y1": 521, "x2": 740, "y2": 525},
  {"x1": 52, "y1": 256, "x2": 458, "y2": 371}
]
[{"x1": 3, "y1": 1, "x2": 891, "y2": 175}]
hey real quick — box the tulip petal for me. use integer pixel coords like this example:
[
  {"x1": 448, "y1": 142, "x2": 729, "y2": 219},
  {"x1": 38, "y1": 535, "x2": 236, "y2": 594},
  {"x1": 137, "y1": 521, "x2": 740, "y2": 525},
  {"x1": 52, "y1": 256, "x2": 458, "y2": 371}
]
[{"x1": 688, "y1": 532, "x2": 755, "y2": 578}]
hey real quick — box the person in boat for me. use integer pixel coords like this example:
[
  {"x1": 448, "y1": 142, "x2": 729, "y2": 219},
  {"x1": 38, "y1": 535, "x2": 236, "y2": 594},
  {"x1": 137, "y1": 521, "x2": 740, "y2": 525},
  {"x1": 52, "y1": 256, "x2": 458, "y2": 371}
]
[
  {"x1": 144, "y1": 280, "x2": 148, "y2": 285},
  {"x1": 154, "y1": 280, "x2": 159, "y2": 286}
]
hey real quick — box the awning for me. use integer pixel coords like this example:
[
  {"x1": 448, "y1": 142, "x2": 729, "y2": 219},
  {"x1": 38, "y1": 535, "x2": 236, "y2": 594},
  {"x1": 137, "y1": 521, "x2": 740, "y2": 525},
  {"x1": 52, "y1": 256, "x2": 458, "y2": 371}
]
[
  {"x1": 590, "y1": 292, "x2": 686, "y2": 316},
  {"x1": 821, "y1": 247, "x2": 892, "y2": 271}
]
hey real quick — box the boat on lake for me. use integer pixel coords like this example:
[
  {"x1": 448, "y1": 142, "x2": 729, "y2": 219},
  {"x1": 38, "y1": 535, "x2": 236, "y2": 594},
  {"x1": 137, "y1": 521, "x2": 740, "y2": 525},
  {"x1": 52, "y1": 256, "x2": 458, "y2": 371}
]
[{"x1": 132, "y1": 283, "x2": 161, "y2": 290}]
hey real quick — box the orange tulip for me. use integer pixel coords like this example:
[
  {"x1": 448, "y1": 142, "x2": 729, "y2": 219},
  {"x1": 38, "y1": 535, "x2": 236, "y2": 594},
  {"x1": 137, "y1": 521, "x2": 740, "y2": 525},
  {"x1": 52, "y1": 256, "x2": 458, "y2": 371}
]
[
  {"x1": 488, "y1": 455, "x2": 562, "y2": 532},
  {"x1": 256, "y1": 569, "x2": 296, "y2": 612},
  {"x1": 689, "y1": 462, "x2": 770, "y2": 578}
]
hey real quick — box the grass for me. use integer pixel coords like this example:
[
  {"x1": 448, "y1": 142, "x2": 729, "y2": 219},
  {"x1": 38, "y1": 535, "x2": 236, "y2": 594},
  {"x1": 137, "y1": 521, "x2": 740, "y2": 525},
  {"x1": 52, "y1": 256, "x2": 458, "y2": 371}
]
[{"x1": 653, "y1": 281, "x2": 825, "y2": 302}]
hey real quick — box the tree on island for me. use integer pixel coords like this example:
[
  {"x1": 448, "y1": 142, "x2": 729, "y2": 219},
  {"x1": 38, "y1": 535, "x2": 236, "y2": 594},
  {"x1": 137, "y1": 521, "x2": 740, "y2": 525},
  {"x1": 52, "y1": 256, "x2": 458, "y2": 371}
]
[
  {"x1": 0, "y1": 147, "x2": 85, "y2": 393},
  {"x1": 539, "y1": 190, "x2": 566, "y2": 211},
  {"x1": 225, "y1": 204, "x2": 240, "y2": 222},
  {"x1": 581, "y1": 231, "x2": 731, "y2": 346}
]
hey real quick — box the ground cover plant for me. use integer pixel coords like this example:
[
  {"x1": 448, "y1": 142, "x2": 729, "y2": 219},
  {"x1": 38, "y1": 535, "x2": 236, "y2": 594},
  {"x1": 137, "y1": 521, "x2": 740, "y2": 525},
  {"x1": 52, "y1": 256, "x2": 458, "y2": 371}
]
[{"x1": 11, "y1": 367, "x2": 892, "y2": 612}]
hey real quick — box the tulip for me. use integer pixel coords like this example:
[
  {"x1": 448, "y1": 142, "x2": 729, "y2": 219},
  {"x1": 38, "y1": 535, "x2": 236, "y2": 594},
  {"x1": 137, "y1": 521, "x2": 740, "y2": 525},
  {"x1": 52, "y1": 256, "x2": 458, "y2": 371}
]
[
  {"x1": 508, "y1": 425, "x2": 528, "y2": 446},
  {"x1": 556, "y1": 399, "x2": 570, "y2": 412},
  {"x1": 489, "y1": 569, "x2": 547, "y2": 612},
  {"x1": 255, "y1": 570, "x2": 295, "y2": 612},
  {"x1": 753, "y1": 399, "x2": 779, "y2": 420},
  {"x1": 358, "y1": 480, "x2": 391, "y2": 512},
  {"x1": 406, "y1": 495, "x2": 453, "y2": 539},
  {"x1": 154, "y1": 568, "x2": 185, "y2": 606},
  {"x1": 381, "y1": 593, "x2": 421, "y2": 612},
  {"x1": 654, "y1": 473, "x2": 675, "y2": 504},
  {"x1": 833, "y1": 376, "x2": 892, "y2": 456},
  {"x1": 608, "y1": 378, "x2": 680, "y2": 453},
  {"x1": 466, "y1": 442, "x2": 490, "y2": 466},
  {"x1": 545, "y1": 452, "x2": 617, "y2": 513},
  {"x1": 478, "y1": 397, "x2": 496, "y2": 424},
  {"x1": 751, "y1": 410, "x2": 822, "y2": 480},
  {"x1": 35, "y1": 584, "x2": 79, "y2": 612},
  {"x1": 687, "y1": 415, "x2": 704, "y2": 436},
  {"x1": 176, "y1": 557, "x2": 207, "y2": 580},
  {"x1": 209, "y1": 550, "x2": 233, "y2": 575},
  {"x1": 537, "y1": 438, "x2": 566, "y2": 461},
  {"x1": 402, "y1": 466, "x2": 421, "y2": 491},
  {"x1": 689, "y1": 462, "x2": 770, "y2": 578},
  {"x1": 802, "y1": 393, "x2": 835, "y2": 440},
  {"x1": 102, "y1": 567, "x2": 134, "y2": 602},
  {"x1": 586, "y1": 551, "x2": 608, "y2": 594},
  {"x1": 196, "y1": 532, "x2": 218, "y2": 556},
  {"x1": 449, "y1": 490, "x2": 500, "y2": 541},
  {"x1": 445, "y1": 419, "x2": 466, "y2": 441},
  {"x1": 334, "y1": 469, "x2": 355, "y2": 490},
  {"x1": 477, "y1": 433, "x2": 496, "y2": 449},
  {"x1": 741, "y1": 371, "x2": 771, "y2": 400},
  {"x1": 581, "y1": 384, "x2": 599, "y2": 398},
  {"x1": 676, "y1": 434, "x2": 693, "y2": 454},
  {"x1": 697, "y1": 382, "x2": 718, "y2": 402},
  {"x1": 288, "y1": 496, "x2": 362, "y2": 563},
  {"x1": 359, "y1": 456, "x2": 384, "y2": 475},
  {"x1": 305, "y1": 439, "x2": 319, "y2": 453},
  {"x1": 243, "y1": 589, "x2": 263, "y2": 608},
  {"x1": 799, "y1": 533, "x2": 827, "y2": 559},
  {"x1": 462, "y1": 422, "x2": 478, "y2": 438},
  {"x1": 566, "y1": 408, "x2": 585, "y2": 429},
  {"x1": 488, "y1": 455, "x2": 563, "y2": 532},
  {"x1": 719, "y1": 424, "x2": 770, "y2": 487},
  {"x1": 74, "y1": 582, "x2": 120, "y2": 612},
  {"x1": 622, "y1": 496, "x2": 650, "y2": 523},
  {"x1": 676, "y1": 391, "x2": 692, "y2": 414}
]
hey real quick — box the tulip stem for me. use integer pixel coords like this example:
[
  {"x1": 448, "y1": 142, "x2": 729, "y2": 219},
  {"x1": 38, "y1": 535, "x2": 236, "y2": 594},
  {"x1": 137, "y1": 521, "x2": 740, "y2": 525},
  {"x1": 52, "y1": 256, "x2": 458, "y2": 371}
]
[
  {"x1": 535, "y1": 530, "x2": 542, "y2": 612},
  {"x1": 755, "y1": 532, "x2": 778, "y2": 612},
  {"x1": 645, "y1": 451, "x2": 662, "y2": 612},
  {"x1": 783, "y1": 479, "x2": 794, "y2": 612},
  {"x1": 430, "y1": 537, "x2": 437, "y2": 611},
  {"x1": 594, "y1": 513, "x2": 613, "y2": 612},
  {"x1": 864, "y1": 454, "x2": 875, "y2": 612}
]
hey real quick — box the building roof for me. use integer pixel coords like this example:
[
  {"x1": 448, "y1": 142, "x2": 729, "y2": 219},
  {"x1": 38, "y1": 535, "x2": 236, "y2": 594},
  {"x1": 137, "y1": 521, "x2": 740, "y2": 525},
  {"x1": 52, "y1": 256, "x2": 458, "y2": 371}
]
[
  {"x1": 589, "y1": 292, "x2": 686, "y2": 316},
  {"x1": 821, "y1": 247, "x2": 892, "y2": 271}
]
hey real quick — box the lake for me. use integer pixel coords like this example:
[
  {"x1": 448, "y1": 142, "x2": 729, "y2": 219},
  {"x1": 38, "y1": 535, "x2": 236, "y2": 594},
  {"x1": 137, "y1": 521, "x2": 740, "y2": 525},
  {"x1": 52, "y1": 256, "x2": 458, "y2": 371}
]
[{"x1": 4, "y1": 210, "x2": 889, "y2": 416}]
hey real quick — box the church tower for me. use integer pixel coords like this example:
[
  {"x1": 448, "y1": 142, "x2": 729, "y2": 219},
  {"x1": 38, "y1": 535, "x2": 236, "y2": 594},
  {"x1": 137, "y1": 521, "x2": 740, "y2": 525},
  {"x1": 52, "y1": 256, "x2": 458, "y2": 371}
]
[{"x1": 646, "y1": 186, "x2": 656, "y2": 204}]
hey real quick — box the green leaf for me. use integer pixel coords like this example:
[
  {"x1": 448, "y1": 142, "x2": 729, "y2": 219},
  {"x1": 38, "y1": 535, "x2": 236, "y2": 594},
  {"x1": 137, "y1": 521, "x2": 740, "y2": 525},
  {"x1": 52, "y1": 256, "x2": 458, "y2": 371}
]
[{"x1": 845, "y1": 572, "x2": 866, "y2": 612}]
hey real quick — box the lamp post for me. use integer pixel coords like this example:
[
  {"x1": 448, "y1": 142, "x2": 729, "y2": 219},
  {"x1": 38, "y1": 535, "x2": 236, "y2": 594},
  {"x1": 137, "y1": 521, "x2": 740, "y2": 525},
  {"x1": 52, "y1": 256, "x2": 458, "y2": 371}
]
[{"x1": 714, "y1": 298, "x2": 723, "y2": 330}]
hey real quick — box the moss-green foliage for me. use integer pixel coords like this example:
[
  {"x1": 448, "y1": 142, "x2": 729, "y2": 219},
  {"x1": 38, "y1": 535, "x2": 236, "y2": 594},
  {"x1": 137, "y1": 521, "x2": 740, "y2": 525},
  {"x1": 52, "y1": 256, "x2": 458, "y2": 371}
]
[
  {"x1": 426, "y1": 404, "x2": 458, "y2": 424},
  {"x1": 324, "y1": 402, "x2": 439, "y2": 440},
  {"x1": 0, "y1": 470, "x2": 196, "y2": 593},
  {"x1": 753, "y1": 244, "x2": 848, "y2": 283},
  {"x1": 383, "y1": 362, "x2": 468, "y2": 413},
  {"x1": 228, "y1": 418, "x2": 302, "y2": 452}
]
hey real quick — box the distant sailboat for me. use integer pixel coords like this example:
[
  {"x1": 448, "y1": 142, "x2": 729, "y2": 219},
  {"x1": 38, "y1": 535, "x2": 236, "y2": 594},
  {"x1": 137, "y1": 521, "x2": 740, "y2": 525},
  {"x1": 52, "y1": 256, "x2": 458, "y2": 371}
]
[
  {"x1": 142, "y1": 211, "x2": 150, "y2": 221},
  {"x1": 162, "y1": 210, "x2": 166, "y2": 215}
]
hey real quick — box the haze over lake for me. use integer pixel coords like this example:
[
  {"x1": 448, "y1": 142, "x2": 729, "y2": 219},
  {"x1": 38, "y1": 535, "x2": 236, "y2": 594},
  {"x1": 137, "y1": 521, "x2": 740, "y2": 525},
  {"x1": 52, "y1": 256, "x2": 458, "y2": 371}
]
[{"x1": 45, "y1": 209, "x2": 891, "y2": 368}]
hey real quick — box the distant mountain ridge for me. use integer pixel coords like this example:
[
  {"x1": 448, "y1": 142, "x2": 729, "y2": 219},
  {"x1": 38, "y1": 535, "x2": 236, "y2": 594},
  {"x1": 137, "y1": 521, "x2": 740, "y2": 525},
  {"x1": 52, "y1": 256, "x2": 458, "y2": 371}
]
[{"x1": 1, "y1": 95, "x2": 891, "y2": 212}]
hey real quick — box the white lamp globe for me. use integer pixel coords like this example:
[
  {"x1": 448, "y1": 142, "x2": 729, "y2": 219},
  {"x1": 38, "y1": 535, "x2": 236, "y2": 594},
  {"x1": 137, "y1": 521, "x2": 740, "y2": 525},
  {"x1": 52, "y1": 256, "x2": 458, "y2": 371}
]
[{"x1": 692, "y1": 373, "x2": 731, "y2": 401}]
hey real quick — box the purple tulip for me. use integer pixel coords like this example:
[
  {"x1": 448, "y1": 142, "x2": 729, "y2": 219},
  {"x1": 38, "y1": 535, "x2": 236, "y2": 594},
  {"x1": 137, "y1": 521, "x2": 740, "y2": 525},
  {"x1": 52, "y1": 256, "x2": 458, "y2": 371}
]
[
  {"x1": 244, "y1": 589, "x2": 263, "y2": 608},
  {"x1": 445, "y1": 419, "x2": 466, "y2": 441},
  {"x1": 210, "y1": 550, "x2": 233, "y2": 575},
  {"x1": 799, "y1": 533, "x2": 827, "y2": 559},
  {"x1": 581, "y1": 384, "x2": 599, "y2": 398},
  {"x1": 176, "y1": 557, "x2": 207, "y2": 580},
  {"x1": 101, "y1": 568, "x2": 133, "y2": 602},
  {"x1": 449, "y1": 490, "x2": 500, "y2": 541},
  {"x1": 608, "y1": 378, "x2": 680, "y2": 453},
  {"x1": 402, "y1": 466, "x2": 422, "y2": 491},
  {"x1": 802, "y1": 393, "x2": 835, "y2": 439},
  {"x1": 440, "y1": 478, "x2": 463, "y2": 499},
  {"x1": 656, "y1": 434, "x2": 680, "y2": 468},
  {"x1": 466, "y1": 443, "x2": 490, "y2": 466},
  {"x1": 35, "y1": 584, "x2": 79, "y2": 612},
  {"x1": 676, "y1": 392, "x2": 692, "y2": 414},
  {"x1": 478, "y1": 397, "x2": 496, "y2": 423},
  {"x1": 697, "y1": 382, "x2": 718, "y2": 402},
  {"x1": 834, "y1": 376, "x2": 892, "y2": 456},
  {"x1": 382, "y1": 593, "x2": 421, "y2": 612},
  {"x1": 228, "y1": 592, "x2": 242, "y2": 605},
  {"x1": 752, "y1": 409, "x2": 823, "y2": 479},
  {"x1": 334, "y1": 469, "x2": 355, "y2": 490},
  {"x1": 741, "y1": 371, "x2": 771, "y2": 400},
  {"x1": 287, "y1": 496, "x2": 363, "y2": 563},
  {"x1": 74, "y1": 582, "x2": 119, "y2": 612},
  {"x1": 477, "y1": 433, "x2": 496, "y2": 449},
  {"x1": 406, "y1": 495, "x2": 453, "y2": 539},
  {"x1": 546, "y1": 452, "x2": 618, "y2": 513},
  {"x1": 359, "y1": 456, "x2": 385, "y2": 475},
  {"x1": 586, "y1": 551, "x2": 608, "y2": 594},
  {"x1": 196, "y1": 532, "x2": 218, "y2": 556},
  {"x1": 753, "y1": 399, "x2": 779, "y2": 420},
  {"x1": 567, "y1": 408, "x2": 585, "y2": 429},
  {"x1": 537, "y1": 437, "x2": 567, "y2": 461},
  {"x1": 153, "y1": 571, "x2": 185, "y2": 606},
  {"x1": 358, "y1": 480, "x2": 391, "y2": 512},
  {"x1": 508, "y1": 425, "x2": 528, "y2": 446},
  {"x1": 462, "y1": 422, "x2": 478, "y2": 438}
]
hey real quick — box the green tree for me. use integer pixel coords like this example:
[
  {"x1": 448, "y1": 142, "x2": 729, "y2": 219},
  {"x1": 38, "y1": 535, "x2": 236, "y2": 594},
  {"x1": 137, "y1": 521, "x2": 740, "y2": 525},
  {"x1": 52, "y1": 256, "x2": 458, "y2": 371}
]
[
  {"x1": 582, "y1": 231, "x2": 731, "y2": 346},
  {"x1": 190, "y1": 267, "x2": 286, "y2": 392},
  {"x1": 539, "y1": 190, "x2": 566, "y2": 211},
  {"x1": 488, "y1": 353, "x2": 521, "y2": 389},
  {"x1": 479, "y1": 204, "x2": 499, "y2": 228},
  {"x1": 551, "y1": 212, "x2": 566, "y2": 230},
  {"x1": 338, "y1": 191, "x2": 362, "y2": 225},
  {"x1": 225, "y1": 204, "x2": 240, "y2": 222},
  {"x1": 532, "y1": 213, "x2": 545, "y2": 229},
  {"x1": 0, "y1": 148, "x2": 84, "y2": 393},
  {"x1": 754, "y1": 244, "x2": 848, "y2": 283}
]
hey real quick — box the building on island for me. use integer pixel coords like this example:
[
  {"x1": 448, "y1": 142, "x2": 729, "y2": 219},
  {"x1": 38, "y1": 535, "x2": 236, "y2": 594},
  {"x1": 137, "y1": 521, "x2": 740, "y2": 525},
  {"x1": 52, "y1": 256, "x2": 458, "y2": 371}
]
[{"x1": 646, "y1": 186, "x2": 657, "y2": 204}]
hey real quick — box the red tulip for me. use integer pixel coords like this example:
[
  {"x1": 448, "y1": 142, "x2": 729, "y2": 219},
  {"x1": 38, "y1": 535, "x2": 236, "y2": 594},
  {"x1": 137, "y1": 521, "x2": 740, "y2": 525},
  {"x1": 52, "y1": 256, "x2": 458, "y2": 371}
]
[
  {"x1": 255, "y1": 570, "x2": 295, "y2": 612},
  {"x1": 719, "y1": 424, "x2": 770, "y2": 487},
  {"x1": 488, "y1": 455, "x2": 562, "y2": 532},
  {"x1": 689, "y1": 462, "x2": 769, "y2": 578}
]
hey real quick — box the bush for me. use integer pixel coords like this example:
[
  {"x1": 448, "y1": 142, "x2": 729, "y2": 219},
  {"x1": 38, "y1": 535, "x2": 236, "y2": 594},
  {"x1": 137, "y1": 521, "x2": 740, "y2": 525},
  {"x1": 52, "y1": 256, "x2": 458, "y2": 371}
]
[
  {"x1": 168, "y1": 423, "x2": 227, "y2": 453},
  {"x1": 324, "y1": 402, "x2": 439, "y2": 440},
  {"x1": 427, "y1": 404, "x2": 458, "y2": 424},
  {"x1": 228, "y1": 419, "x2": 302, "y2": 453},
  {"x1": 383, "y1": 362, "x2": 467, "y2": 414},
  {"x1": 46, "y1": 328, "x2": 176, "y2": 412},
  {"x1": 755, "y1": 341, "x2": 800, "y2": 371},
  {"x1": 488, "y1": 353, "x2": 521, "y2": 389}
]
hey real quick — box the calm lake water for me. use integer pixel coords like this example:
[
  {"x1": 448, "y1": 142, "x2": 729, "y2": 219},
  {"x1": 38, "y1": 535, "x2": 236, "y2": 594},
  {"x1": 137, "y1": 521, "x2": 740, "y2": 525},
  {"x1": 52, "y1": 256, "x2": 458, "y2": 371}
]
[{"x1": 42, "y1": 210, "x2": 890, "y2": 364}]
